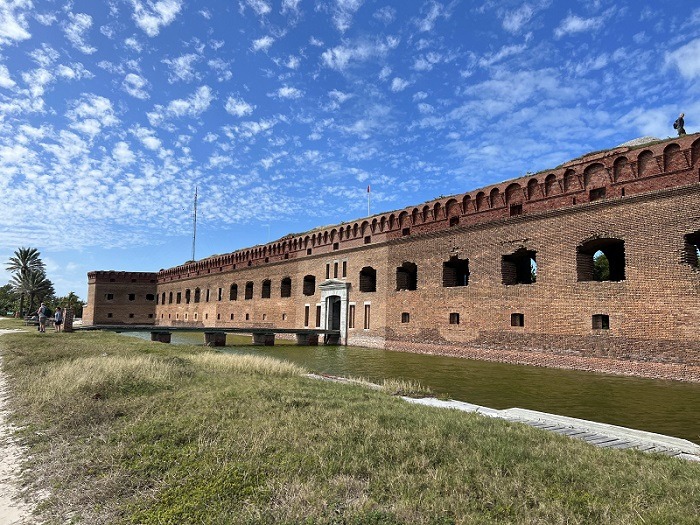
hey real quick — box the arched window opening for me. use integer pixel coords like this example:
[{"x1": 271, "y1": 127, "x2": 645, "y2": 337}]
[
  {"x1": 489, "y1": 188, "x2": 501, "y2": 208},
  {"x1": 185, "y1": 289, "x2": 191, "y2": 304},
  {"x1": 261, "y1": 279, "x2": 271, "y2": 299},
  {"x1": 692, "y1": 138, "x2": 700, "y2": 166},
  {"x1": 443, "y1": 256, "x2": 469, "y2": 287},
  {"x1": 359, "y1": 266, "x2": 377, "y2": 292},
  {"x1": 613, "y1": 157, "x2": 630, "y2": 182},
  {"x1": 663, "y1": 143, "x2": 684, "y2": 172},
  {"x1": 168, "y1": 292, "x2": 173, "y2": 304},
  {"x1": 563, "y1": 169, "x2": 578, "y2": 192},
  {"x1": 638, "y1": 150, "x2": 655, "y2": 177},
  {"x1": 396, "y1": 262, "x2": 417, "y2": 291},
  {"x1": 229, "y1": 284, "x2": 238, "y2": 301},
  {"x1": 161, "y1": 292, "x2": 166, "y2": 304},
  {"x1": 502, "y1": 248, "x2": 537, "y2": 285},
  {"x1": 281, "y1": 277, "x2": 292, "y2": 297},
  {"x1": 544, "y1": 174, "x2": 558, "y2": 196},
  {"x1": 683, "y1": 231, "x2": 700, "y2": 268},
  {"x1": 303, "y1": 275, "x2": 316, "y2": 296},
  {"x1": 475, "y1": 192, "x2": 487, "y2": 211},
  {"x1": 245, "y1": 281, "x2": 254, "y2": 300},
  {"x1": 194, "y1": 288, "x2": 201, "y2": 303},
  {"x1": 577, "y1": 239, "x2": 626, "y2": 282},
  {"x1": 527, "y1": 179, "x2": 539, "y2": 200},
  {"x1": 583, "y1": 163, "x2": 608, "y2": 188}
]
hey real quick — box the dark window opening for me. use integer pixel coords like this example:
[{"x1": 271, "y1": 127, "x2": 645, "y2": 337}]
[
  {"x1": 364, "y1": 304, "x2": 371, "y2": 329},
  {"x1": 449, "y1": 312, "x2": 459, "y2": 325},
  {"x1": 129, "y1": 313, "x2": 134, "y2": 319},
  {"x1": 683, "y1": 231, "x2": 700, "y2": 268},
  {"x1": 245, "y1": 313, "x2": 250, "y2": 320},
  {"x1": 194, "y1": 288, "x2": 201, "y2": 303},
  {"x1": 205, "y1": 289, "x2": 210, "y2": 302},
  {"x1": 510, "y1": 204, "x2": 523, "y2": 216},
  {"x1": 303, "y1": 275, "x2": 316, "y2": 296},
  {"x1": 402, "y1": 228, "x2": 410, "y2": 236},
  {"x1": 449, "y1": 217, "x2": 459, "y2": 227},
  {"x1": 217, "y1": 314, "x2": 221, "y2": 320},
  {"x1": 589, "y1": 187, "x2": 606, "y2": 201},
  {"x1": 307, "y1": 248, "x2": 312, "y2": 255},
  {"x1": 248, "y1": 261, "x2": 252, "y2": 266},
  {"x1": 146, "y1": 293, "x2": 155, "y2": 301},
  {"x1": 342, "y1": 260, "x2": 347, "y2": 277},
  {"x1": 168, "y1": 292, "x2": 173, "y2": 304},
  {"x1": 264, "y1": 257, "x2": 269, "y2": 263},
  {"x1": 218, "y1": 288, "x2": 222, "y2": 301},
  {"x1": 230, "y1": 313, "x2": 234, "y2": 320},
  {"x1": 364, "y1": 236, "x2": 371, "y2": 244},
  {"x1": 128, "y1": 293, "x2": 136, "y2": 301},
  {"x1": 502, "y1": 249, "x2": 537, "y2": 285},
  {"x1": 281, "y1": 277, "x2": 292, "y2": 298},
  {"x1": 176, "y1": 292, "x2": 181, "y2": 304},
  {"x1": 401, "y1": 312, "x2": 410, "y2": 323},
  {"x1": 245, "y1": 281, "x2": 254, "y2": 300},
  {"x1": 333, "y1": 242, "x2": 339, "y2": 250},
  {"x1": 229, "y1": 284, "x2": 238, "y2": 301},
  {"x1": 396, "y1": 262, "x2": 418, "y2": 291},
  {"x1": 443, "y1": 256, "x2": 470, "y2": 287},
  {"x1": 316, "y1": 305, "x2": 321, "y2": 327},
  {"x1": 107, "y1": 312, "x2": 113, "y2": 318},
  {"x1": 185, "y1": 289, "x2": 191, "y2": 304},
  {"x1": 105, "y1": 293, "x2": 114, "y2": 300},
  {"x1": 333, "y1": 262, "x2": 338, "y2": 278},
  {"x1": 325, "y1": 264, "x2": 330, "y2": 279},
  {"x1": 148, "y1": 313, "x2": 153, "y2": 318},
  {"x1": 261, "y1": 279, "x2": 271, "y2": 299},
  {"x1": 304, "y1": 305, "x2": 310, "y2": 327},
  {"x1": 511, "y1": 313, "x2": 524, "y2": 327},
  {"x1": 577, "y1": 238, "x2": 625, "y2": 282},
  {"x1": 592, "y1": 314, "x2": 610, "y2": 330},
  {"x1": 359, "y1": 266, "x2": 377, "y2": 292}
]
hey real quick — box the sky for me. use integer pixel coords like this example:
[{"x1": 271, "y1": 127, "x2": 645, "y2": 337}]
[{"x1": 0, "y1": 0, "x2": 699, "y2": 299}]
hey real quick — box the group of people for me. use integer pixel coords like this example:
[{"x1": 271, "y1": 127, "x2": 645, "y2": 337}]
[{"x1": 36, "y1": 303, "x2": 64, "y2": 333}]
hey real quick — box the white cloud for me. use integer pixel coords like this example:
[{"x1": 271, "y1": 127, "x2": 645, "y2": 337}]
[
  {"x1": 66, "y1": 93, "x2": 119, "y2": 137},
  {"x1": 63, "y1": 12, "x2": 96, "y2": 54},
  {"x1": 162, "y1": 53, "x2": 200, "y2": 83},
  {"x1": 554, "y1": 14, "x2": 603, "y2": 38},
  {"x1": 112, "y1": 141, "x2": 136, "y2": 165},
  {"x1": 412, "y1": 52, "x2": 442, "y2": 71},
  {"x1": 122, "y1": 73, "x2": 150, "y2": 99},
  {"x1": 332, "y1": 0, "x2": 364, "y2": 33},
  {"x1": 0, "y1": 63, "x2": 16, "y2": 88},
  {"x1": 147, "y1": 85, "x2": 214, "y2": 126},
  {"x1": 272, "y1": 85, "x2": 303, "y2": 99},
  {"x1": 502, "y1": 4, "x2": 535, "y2": 34},
  {"x1": 665, "y1": 38, "x2": 700, "y2": 80},
  {"x1": 225, "y1": 95, "x2": 255, "y2": 117},
  {"x1": 285, "y1": 55, "x2": 301, "y2": 69},
  {"x1": 56, "y1": 62, "x2": 93, "y2": 81},
  {"x1": 282, "y1": 0, "x2": 301, "y2": 15},
  {"x1": 252, "y1": 35, "x2": 274, "y2": 52},
  {"x1": 415, "y1": 1, "x2": 444, "y2": 32},
  {"x1": 417, "y1": 102, "x2": 433, "y2": 114},
  {"x1": 374, "y1": 6, "x2": 395, "y2": 24},
  {"x1": 390, "y1": 77, "x2": 409, "y2": 92},
  {"x1": 131, "y1": 125, "x2": 162, "y2": 150},
  {"x1": 29, "y1": 44, "x2": 59, "y2": 67},
  {"x1": 413, "y1": 91, "x2": 428, "y2": 101},
  {"x1": 0, "y1": 0, "x2": 32, "y2": 47},
  {"x1": 321, "y1": 37, "x2": 398, "y2": 70},
  {"x1": 329, "y1": 89, "x2": 352, "y2": 103},
  {"x1": 124, "y1": 36, "x2": 143, "y2": 52},
  {"x1": 244, "y1": 0, "x2": 271, "y2": 16},
  {"x1": 478, "y1": 44, "x2": 527, "y2": 67},
  {"x1": 130, "y1": 0, "x2": 183, "y2": 37},
  {"x1": 208, "y1": 58, "x2": 232, "y2": 81}
]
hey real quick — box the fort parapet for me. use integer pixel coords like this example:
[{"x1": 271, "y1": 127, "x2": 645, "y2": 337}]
[{"x1": 84, "y1": 135, "x2": 700, "y2": 382}]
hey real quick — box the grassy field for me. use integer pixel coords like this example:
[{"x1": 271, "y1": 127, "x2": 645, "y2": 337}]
[{"x1": 1, "y1": 324, "x2": 699, "y2": 524}]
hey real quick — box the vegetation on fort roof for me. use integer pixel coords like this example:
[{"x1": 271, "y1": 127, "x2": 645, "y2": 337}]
[{"x1": 1, "y1": 328, "x2": 699, "y2": 524}]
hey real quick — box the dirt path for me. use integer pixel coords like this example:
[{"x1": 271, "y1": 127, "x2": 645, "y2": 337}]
[{"x1": 0, "y1": 327, "x2": 33, "y2": 524}]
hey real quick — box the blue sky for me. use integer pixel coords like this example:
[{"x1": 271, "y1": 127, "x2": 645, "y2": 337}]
[{"x1": 1, "y1": 0, "x2": 699, "y2": 299}]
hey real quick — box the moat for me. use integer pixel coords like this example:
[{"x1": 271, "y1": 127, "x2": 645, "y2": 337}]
[{"x1": 124, "y1": 332, "x2": 700, "y2": 445}]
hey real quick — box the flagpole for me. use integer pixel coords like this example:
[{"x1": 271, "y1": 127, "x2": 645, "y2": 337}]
[
  {"x1": 367, "y1": 184, "x2": 370, "y2": 216},
  {"x1": 191, "y1": 185, "x2": 198, "y2": 261}
]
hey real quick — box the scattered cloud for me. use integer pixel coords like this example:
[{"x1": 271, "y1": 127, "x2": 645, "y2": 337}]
[
  {"x1": 252, "y1": 35, "x2": 274, "y2": 52},
  {"x1": 147, "y1": 85, "x2": 214, "y2": 126},
  {"x1": 332, "y1": 0, "x2": 365, "y2": 33},
  {"x1": 390, "y1": 77, "x2": 409, "y2": 92},
  {"x1": 665, "y1": 38, "x2": 700, "y2": 80},
  {"x1": 122, "y1": 73, "x2": 150, "y2": 99},
  {"x1": 162, "y1": 53, "x2": 201, "y2": 83},
  {"x1": 271, "y1": 85, "x2": 303, "y2": 99},
  {"x1": 0, "y1": 0, "x2": 32, "y2": 47},
  {"x1": 63, "y1": 12, "x2": 97, "y2": 54},
  {"x1": 129, "y1": 0, "x2": 184, "y2": 37},
  {"x1": 554, "y1": 14, "x2": 603, "y2": 38},
  {"x1": 225, "y1": 95, "x2": 255, "y2": 117}
]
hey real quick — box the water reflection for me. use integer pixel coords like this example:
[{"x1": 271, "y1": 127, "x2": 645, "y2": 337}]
[{"x1": 123, "y1": 332, "x2": 700, "y2": 444}]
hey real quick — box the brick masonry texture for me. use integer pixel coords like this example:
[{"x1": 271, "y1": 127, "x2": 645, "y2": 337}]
[{"x1": 84, "y1": 135, "x2": 700, "y2": 382}]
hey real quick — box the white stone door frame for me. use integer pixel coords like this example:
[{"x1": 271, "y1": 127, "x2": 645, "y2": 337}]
[{"x1": 319, "y1": 279, "x2": 349, "y2": 345}]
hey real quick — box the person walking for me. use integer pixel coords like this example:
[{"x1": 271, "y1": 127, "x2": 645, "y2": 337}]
[
  {"x1": 37, "y1": 303, "x2": 48, "y2": 333},
  {"x1": 54, "y1": 307, "x2": 63, "y2": 333},
  {"x1": 673, "y1": 113, "x2": 686, "y2": 137}
]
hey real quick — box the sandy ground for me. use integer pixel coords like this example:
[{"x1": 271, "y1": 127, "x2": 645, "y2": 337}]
[{"x1": 0, "y1": 324, "x2": 33, "y2": 525}]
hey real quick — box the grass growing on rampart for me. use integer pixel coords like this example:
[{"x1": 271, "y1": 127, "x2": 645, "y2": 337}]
[{"x1": 1, "y1": 328, "x2": 699, "y2": 524}]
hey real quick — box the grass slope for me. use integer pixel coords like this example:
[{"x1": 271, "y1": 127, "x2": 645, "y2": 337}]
[{"x1": 1, "y1": 328, "x2": 698, "y2": 524}]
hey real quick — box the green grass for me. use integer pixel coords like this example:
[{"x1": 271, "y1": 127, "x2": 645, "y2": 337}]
[{"x1": 1, "y1": 330, "x2": 699, "y2": 524}]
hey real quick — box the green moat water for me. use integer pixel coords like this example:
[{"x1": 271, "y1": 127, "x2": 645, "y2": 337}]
[{"x1": 125, "y1": 332, "x2": 700, "y2": 444}]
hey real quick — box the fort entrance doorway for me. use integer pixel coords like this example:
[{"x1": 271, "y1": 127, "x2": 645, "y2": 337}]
[{"x1": 319, "y1": 280, "x2": 349, "y2": 344}]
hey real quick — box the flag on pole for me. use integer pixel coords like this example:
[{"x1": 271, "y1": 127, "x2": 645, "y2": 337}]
[{"x1": 367, "y1": 185, "x2": 370, "y2": 193}]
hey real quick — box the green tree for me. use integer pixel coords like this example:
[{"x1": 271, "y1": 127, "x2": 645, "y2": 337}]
[
  {"x1": 593, "y1": 251, "x2": 610, "y2": 281},
  {"x1": 53, "y1": 291, "x2": 85, "y2": 318},
  {"x1": 6, "y1": 247, "x2": 45, "y2": 316},
  {"x1": 0, "y1": 284, "x2": 18, "y2": 315},
  {"x1": 11, "y1": 269, "x2": 54, "y2": 315}
]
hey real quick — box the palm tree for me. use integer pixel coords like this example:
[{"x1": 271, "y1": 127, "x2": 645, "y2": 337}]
[
  {"x1": 10, "y1": 269, "x2": 54, "y2": 316},
  {"x1": 6, "y1": 247, "x2": 45, "y2": 317}
]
